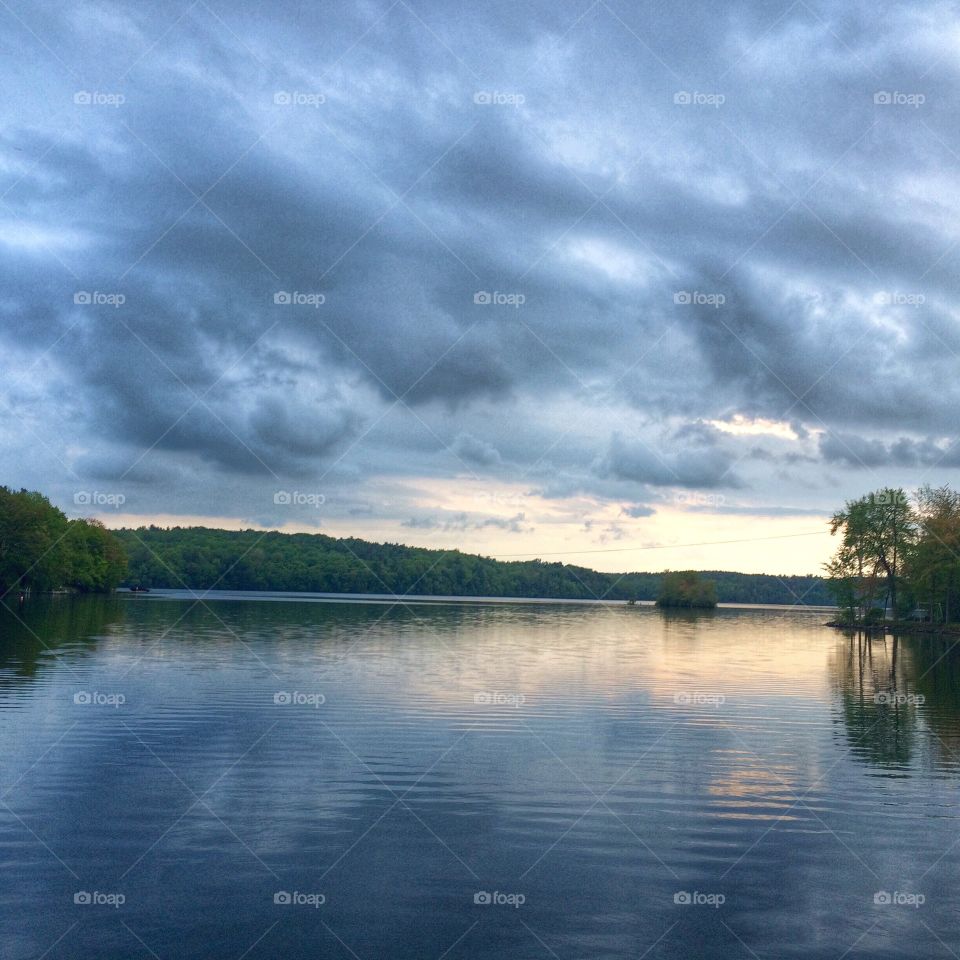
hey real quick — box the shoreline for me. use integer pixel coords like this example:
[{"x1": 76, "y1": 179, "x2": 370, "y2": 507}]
[{"x1": 826, "y1": 619, "x2": 960, "y2": 637}]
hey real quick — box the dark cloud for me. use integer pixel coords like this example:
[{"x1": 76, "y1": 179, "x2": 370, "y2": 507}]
[
  {"x1": 819, "y1": 433, "x2": 960, "y2": 469},
  {"x1": 476, "y1": 512, "x2": 528, "y2": 532},
  {"x1": 599, "y1": 430, "x2": 743, "y2": 490},
  {"x1": 402, "y1": 511, "x2": 529, "y2": 533},
  {"x1": 3, "y1": 0, "x2": 960, "y2": 528},
  {"x1": 450, "y1": 432, "x2": 502, "y2": 467},
  {"x1": 621, "y1": 504, "x2": 656, "y2": 518}
]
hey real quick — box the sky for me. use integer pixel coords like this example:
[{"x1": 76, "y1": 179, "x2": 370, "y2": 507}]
[{"x1": 1, "y1": 0, "x2": 958, "y2": 575}]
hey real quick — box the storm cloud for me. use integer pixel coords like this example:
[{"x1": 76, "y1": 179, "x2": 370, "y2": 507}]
[{"x1": 2, "y1": 0, "x2": 959, "y2": 550}]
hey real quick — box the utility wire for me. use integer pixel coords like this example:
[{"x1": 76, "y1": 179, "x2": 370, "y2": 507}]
[{"x1": 495, "y1": 528, "x2": 829, "y2": 558}]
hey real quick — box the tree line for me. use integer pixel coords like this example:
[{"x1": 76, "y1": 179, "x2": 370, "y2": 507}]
[
  {"x1": 827, "y1": 484, "x2": 960, "y2": 623},
  {"x1": 0, "y1": 485, "x2": 837, "y2": 604},
  {"x1": 0, "y1": 487, "x2": 127, "y2": 596},
  {"x1": 115, "y1": 525, "x2": 832, "y2": 603}
]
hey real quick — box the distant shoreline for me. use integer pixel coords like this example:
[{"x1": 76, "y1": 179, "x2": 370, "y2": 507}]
[
  {"x1": 112, "y1": 526, "x2": 835, "y2": 606},
  {"x1": 105, "y1": 587, "x2": 836, "y2": 612}
]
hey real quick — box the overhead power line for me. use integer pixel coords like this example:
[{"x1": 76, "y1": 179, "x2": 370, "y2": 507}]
[{"x1": 495, "y1": 528, "x2": 829, "y2": 558}]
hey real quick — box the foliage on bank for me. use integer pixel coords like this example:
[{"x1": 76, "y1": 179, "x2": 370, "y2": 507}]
[
  {"x1": 114, "y1": 526, "x2": 830, "y2": 603},
  {"x1": 827, "y1": 485, "x2": 960, "y2": 624},
  {"x1": 0, "y1": 487, "x2": 127, "y2": 596}
]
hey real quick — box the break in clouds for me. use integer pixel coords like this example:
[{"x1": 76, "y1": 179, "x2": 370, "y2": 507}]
[{"x1": 2, "y1": 0, "x2": 960, "y2": 538}]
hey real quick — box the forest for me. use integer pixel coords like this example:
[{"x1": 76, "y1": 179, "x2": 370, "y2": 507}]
[
  {"x1": 0, "y1": 485, "x2": 837, "y2": 604},
  {"x1": 0, "y1": 487, "x2": 126, "y2": 596},
  {"x1": 114, "y1": 525, "x2": 832, "y2": 604}
]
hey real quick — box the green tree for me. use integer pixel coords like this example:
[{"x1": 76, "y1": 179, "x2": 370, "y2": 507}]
[
  {"x1": 64, "y1": 519, "x2": 128, "y2": 592},
  {"x1": 827, "y1": 488, "x2": 915, "y2": 620},
  {"x1": 656, "y1": 571, "x2": 718, "y2": 608},
  {"x1": 0, "y1": 487, "x2": 126, "y2": 596},
  {"x1": 906, "y1": 485, "x2": 960, "y2": 623}
]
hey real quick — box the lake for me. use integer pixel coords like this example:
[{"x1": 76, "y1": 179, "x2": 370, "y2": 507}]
[{"x1": 2, "y1": 593, "x2": 958, "y2": 959}]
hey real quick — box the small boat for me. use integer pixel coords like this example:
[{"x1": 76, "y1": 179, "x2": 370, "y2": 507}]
[{"x1": 128, "y1": 585, "x2": 151, "y2": 593}]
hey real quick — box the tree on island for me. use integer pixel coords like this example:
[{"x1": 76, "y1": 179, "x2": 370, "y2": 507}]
[{"x1": 655, "y1": 571, "x2": 718, "y2": 609}]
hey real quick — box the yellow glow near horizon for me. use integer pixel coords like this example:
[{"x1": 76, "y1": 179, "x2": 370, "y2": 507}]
[{"x1": 96, "y1": 493, "x2": 835, "y2": 577}]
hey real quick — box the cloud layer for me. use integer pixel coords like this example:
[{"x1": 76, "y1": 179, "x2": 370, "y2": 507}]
[{"x1": 2, "y1": 0, "x2": 959, "y2": 569}]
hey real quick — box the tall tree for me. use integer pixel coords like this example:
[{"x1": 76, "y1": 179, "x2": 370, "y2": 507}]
[
  {"x1": 827, "y1": 488, "x2": 915, "y2": 619},
  {"x1": 907, "y1": 485, "x2": 960, "y2": 623}
]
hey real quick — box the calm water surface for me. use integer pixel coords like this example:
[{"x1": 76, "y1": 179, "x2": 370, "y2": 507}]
[{"x1": 2, "y1": 594, "x2": 959, "y2": 959}]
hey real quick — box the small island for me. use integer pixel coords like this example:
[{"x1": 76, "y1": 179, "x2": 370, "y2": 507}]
[{"x1": 655, "y1": 570, "x2": 718, "y2": 609}]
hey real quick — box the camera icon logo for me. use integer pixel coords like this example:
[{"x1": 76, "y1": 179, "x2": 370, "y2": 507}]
[
  {"x1": 274, "y1": 692, "x2": 292, "y2": 705},
  {"x1": 474, "y1": 692, "x2": 492, "y2": 704},
  {"x1": 273, "y1": 491, "x2": 292, "y2": 505},
  {"x1": 673, "y1": 91, "x2": 691, "y2": 104},
  {"x1": 74, "y1": 91, "x2": 92, "y2": 105},
  {"x1": 674, "y1": 891, "x2": 692, "y2": 904},
  {"x1": 874, "y1": 91, "x2": 891, "y2": 104},
  {"x1": 274, "y1": 91, "x2": 291, "y2": 105},
  {"x1": 474, "y1": 891, "x2": 492, "y2": 904},
  {"x1": 673, "y1": 291, "x2": 691, "y2": 304},
  {"x1": 74, "y1": 291, "x2": 92, "y2": 305},
  {"x1": 274, "y1": 891, "x2": 292, "y2": 904},
  {"x1": 473, "y1": 291, "x2": 492, "y2": 305},
  {"x1": 73, "y1": 691, "x2": 92, "y2": 705},
  {"x1": 73, "y1": 491, "x2": 91, "y2": 505},
  {"x1": 473, "y1": 91, "x2": 492, "y2": 104},
  {"x1": 874, "y1": 891, "x2": 891, "y2": 904},
  {"x1": 74, "y1": 891, "x2": 92, "y2": 904},
  {"x1": 273, "y1": 291, "x2": 292, "y2": 305}
]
